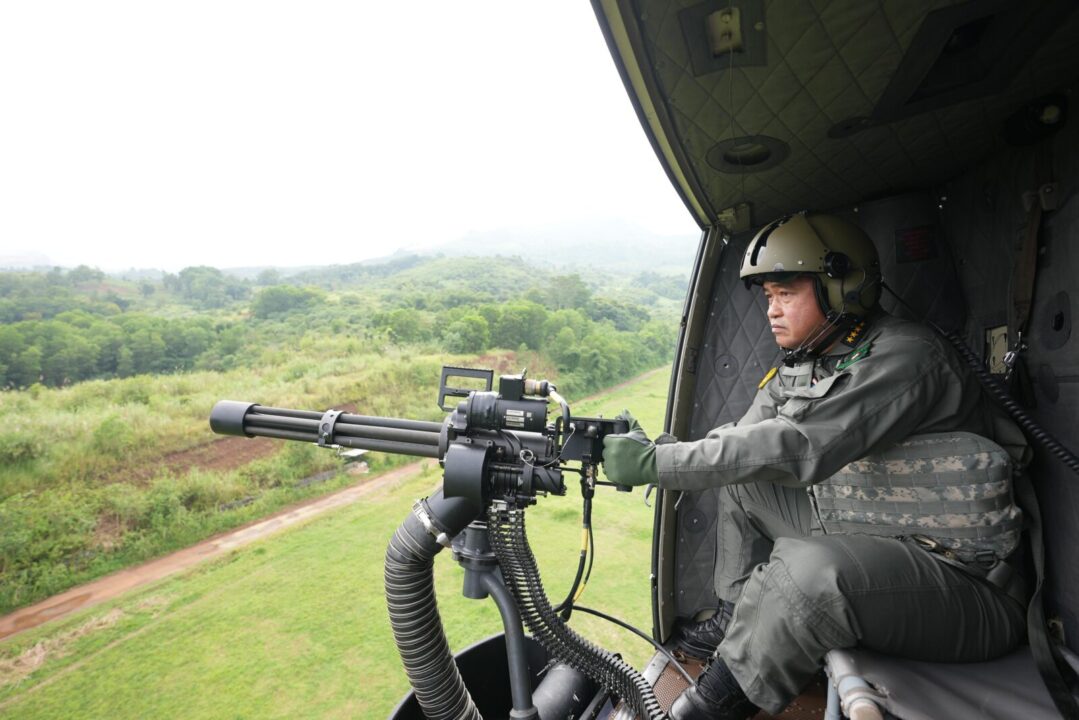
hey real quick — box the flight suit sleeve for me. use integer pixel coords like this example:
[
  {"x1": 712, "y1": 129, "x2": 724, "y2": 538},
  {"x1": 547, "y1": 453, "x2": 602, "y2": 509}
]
[
  {"x1": 714, "y1": 381, "x2": 780, "y2": 430},
  {"x1": 654, "y1": 333, "x2": 966, "y2": 491}
]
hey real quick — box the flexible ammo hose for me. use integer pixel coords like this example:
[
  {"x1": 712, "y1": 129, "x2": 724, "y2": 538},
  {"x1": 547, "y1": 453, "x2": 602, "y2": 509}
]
[
  {"x1": 385, "y1": 510, "x2": 481, "y2": 720},
  {"x1": 488, "y1": 503, "x2": 668, "y2": 720}
]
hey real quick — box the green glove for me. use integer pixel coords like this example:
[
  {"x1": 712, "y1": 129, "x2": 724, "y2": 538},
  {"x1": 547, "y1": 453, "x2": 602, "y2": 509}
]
[{"x1": 602, "y1": 410, "x2": 658, "y2": 487}]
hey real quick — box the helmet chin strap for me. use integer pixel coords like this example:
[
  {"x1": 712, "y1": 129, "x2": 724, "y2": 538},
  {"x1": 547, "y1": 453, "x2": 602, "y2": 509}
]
[
  {"x1": 781, "y1": 316, "x2": 849, "y2": 366},
  {"x1": 781, "y1": 304, "x2": 860, "y2": 366}
]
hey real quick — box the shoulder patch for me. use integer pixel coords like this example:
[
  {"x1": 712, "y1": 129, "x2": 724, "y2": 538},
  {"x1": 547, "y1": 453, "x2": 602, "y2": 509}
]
[
  {"x1": 758, "y1": 366, "x2": 778, "y2": 389},
  {"x1": 836, "y1": 340, "x2": 873, "y2": 370}
]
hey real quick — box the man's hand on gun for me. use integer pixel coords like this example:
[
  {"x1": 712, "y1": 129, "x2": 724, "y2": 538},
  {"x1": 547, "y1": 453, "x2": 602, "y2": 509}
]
[{"x1": 601, "y1": 410, "x2": 658, "y2": 487}]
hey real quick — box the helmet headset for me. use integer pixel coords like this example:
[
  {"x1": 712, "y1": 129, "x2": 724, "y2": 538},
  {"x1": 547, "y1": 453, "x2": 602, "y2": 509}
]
[{"x1": 740, "y1": 212, "x2": 882, "y2": 362}]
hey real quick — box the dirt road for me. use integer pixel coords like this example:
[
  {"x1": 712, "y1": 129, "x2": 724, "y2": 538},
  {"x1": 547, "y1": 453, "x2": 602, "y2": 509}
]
[
  {"x1": 0, "y1": 366, "x2": 669, "y2": 644},
  {"x1": 0, "y1": 461, "x2": 427, "y2": 642}
]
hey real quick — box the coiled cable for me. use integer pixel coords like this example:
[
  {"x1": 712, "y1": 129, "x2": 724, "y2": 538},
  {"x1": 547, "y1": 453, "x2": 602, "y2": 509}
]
[
  {"x1": 881, "y1": 281, "x2": 1079, "y2": 475},
  {"x1": 941, "y1": 329, "x2": 1079, "y2": 474},
  {"x1": 488, "y1": 503, "x2": 668, "y2": 720}
]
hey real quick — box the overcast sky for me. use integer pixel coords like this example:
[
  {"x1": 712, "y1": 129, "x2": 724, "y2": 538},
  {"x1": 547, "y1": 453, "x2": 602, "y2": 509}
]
[{"x1": 0, "y1": 1, "x2": 697, "y2": 272}]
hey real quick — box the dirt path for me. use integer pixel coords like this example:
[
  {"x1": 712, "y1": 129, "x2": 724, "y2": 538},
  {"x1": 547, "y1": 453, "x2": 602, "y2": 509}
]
[
  {"x1": 0, "y1": 366, "x2": 668, "y2": 644},
  {"x1": 0, "y1": 461, "x2": 427, "y2": 642},
  {"x1": 578, "y1": 366, "x2": 668, "y2": 404}
]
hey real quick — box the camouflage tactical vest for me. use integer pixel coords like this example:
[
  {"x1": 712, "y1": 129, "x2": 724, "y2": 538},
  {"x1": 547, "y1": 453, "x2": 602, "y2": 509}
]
[{"x1": 809, "y1": 432, "x2": 1023, "y2": 563}]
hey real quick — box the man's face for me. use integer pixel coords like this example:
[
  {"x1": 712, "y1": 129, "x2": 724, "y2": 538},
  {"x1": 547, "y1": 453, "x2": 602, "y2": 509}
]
[{"x1": 762, "y1": 276, "x2": 827, "y2": 349}]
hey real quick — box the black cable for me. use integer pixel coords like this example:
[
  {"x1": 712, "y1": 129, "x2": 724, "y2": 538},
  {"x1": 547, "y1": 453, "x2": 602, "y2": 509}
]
[
  {"x1": 584, "y1": 522, "x2": 595, "y2": 586},
  {"x1": 572, "y1": 605, "x2": 695, "y2": 686},
  {"x1": 944, "y1": 330, "x2": 1079, "y2": 474},
  {"x1": 881, "y1": 281, "x2": 1079, "y2": 475},
  {"x1": 557, "y1": 495, "x2": 592, "y2": 620}
]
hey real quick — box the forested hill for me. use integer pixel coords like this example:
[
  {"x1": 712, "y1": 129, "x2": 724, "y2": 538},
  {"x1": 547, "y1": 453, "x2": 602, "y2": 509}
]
[
  {"x1": 447, "y1": 221, "x2": 697, "y2": 276},
  {"x1": 0, "y1": 255, "x2": 688, "y2": 394}
]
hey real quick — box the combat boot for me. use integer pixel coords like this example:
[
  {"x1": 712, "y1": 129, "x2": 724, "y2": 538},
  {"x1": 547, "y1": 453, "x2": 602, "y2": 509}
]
[
  {"x1": 673, "y1": 599, "x2": 735, "y2": 660},
  {"x1": 669, "y1": 658, "x2": 758, "y2": 720}
]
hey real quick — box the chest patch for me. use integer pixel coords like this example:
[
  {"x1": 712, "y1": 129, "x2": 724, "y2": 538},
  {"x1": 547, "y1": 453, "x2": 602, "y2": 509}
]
[{"x1": 836, "y1": 340, "x2": 873, "y2": 370}]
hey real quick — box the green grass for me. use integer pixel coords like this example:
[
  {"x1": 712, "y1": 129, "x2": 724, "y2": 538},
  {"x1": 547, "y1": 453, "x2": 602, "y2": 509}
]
[
  {"x1": 0, "y1": 366, "x2": 671, "y2": 719},
  {"x1": 0, "y1": 345, "x2": 544, "y2": 614}
]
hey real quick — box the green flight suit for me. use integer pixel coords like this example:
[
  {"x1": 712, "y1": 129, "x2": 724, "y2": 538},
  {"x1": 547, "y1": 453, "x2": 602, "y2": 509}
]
[{"x1": 654, "y1": 313, "x2": 1028, "y2": 713}]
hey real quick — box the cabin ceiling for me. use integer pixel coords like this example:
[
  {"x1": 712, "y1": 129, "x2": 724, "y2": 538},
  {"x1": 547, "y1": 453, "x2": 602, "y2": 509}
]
[{"x1": 595, "y1": 0, "x2": 1079, "y2": 230}]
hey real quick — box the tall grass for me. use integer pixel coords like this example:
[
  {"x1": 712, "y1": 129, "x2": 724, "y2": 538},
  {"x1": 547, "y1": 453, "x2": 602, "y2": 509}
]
[{"x1": 0, "y1": 340, "x2": 530, "y2": 614}]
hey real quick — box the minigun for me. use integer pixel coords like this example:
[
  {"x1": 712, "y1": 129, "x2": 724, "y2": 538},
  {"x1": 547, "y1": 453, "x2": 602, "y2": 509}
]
[
  {"x1": 210, "y1": 366, "x2": 627, "y2": 511},
  {"x1": 210, "y1": 367, "x2": 671, "y2": 720}
]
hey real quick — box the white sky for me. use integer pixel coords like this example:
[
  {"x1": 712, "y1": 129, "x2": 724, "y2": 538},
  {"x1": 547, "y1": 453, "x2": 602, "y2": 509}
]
[{"x1": 0, "y1": 1, "x2": 697, "y2": 272}]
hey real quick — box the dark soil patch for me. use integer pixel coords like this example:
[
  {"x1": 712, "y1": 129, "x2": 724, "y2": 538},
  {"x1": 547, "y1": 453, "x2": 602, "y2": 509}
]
[
  {"x1": 124, "y1": 402, "x2": 362, "y2": 484},
  {"x1": 164, "y1": 436, "x2": 281, "y2": 474}
]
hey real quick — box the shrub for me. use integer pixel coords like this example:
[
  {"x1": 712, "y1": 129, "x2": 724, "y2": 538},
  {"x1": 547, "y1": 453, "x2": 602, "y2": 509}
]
[
  {"x1": 91, "y1": 415, "x2": 137, "y2": 455},
  {"x1": 99, "y1": 482, "x2": 151, "y2": 531},
  {"x1": 116, "y1": 377, "x2": 153, "y2": 405},
  {"x1": 0, "y1": 433, "x2": 45, "y2": 464}
]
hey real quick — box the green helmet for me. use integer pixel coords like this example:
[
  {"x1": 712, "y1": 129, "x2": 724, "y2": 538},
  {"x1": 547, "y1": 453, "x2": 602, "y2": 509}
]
[{"x1": 739, "y1": 212, "x2": 881, "y2": 320}]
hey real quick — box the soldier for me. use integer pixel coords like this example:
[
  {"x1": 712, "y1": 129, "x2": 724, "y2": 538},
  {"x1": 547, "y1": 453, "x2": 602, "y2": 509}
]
[{"x1": 602, "y1": 212, "x2": 1029, "y2": 720}]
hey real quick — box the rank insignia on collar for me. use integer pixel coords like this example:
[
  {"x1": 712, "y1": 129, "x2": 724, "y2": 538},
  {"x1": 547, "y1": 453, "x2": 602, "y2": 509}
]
[
  {"x1": 836, "y1": 340, "x2": 872, "y2": 370},
  {"x1": 843, "y1": 320, "x2": 867, "y2": 347}
]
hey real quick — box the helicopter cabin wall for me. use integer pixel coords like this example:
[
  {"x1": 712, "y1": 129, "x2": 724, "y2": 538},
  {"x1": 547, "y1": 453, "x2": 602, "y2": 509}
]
[
  {"x1": 673, "y1": 97, "x2": 1079, "y2": 653},
  {"x1": 936, "y1": 101, "x2": 1079, "y2": 654}
]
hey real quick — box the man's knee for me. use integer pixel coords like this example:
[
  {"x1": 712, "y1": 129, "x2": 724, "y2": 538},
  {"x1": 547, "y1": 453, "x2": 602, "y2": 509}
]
[
  {"x1": 728, "y1": 536, "x2": 860, "y2": 653},
  {"x1": 766, "y1": 536, "x2": 854, "y2": 606}
]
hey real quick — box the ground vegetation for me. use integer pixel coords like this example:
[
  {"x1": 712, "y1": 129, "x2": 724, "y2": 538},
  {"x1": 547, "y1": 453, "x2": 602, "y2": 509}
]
[{"x1": 0, "y1": 255, "x2": 686, "y2": 614}]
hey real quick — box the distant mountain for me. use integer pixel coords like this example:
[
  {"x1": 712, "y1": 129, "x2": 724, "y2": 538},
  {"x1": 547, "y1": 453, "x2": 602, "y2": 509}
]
[
  {"x1": 219, "y1": 250, "x2": 423, "y2": 281},
  {"x1": 429, "y1": 220, "x2": 698, "y2": 276},
  {"x1": 0, "y1": 252, "x2": 53, "y2": 270}
]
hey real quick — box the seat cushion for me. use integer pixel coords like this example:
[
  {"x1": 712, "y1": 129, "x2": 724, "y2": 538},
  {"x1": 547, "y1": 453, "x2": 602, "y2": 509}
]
[{"x1": 826, "y1": 645, "x2": 1079, "y2": 719}]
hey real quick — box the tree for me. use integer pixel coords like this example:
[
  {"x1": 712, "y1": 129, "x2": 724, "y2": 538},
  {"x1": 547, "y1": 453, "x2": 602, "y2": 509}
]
[
  {"x1": 162, "y1": 321, "x2": 213, "y2": 368},
  {"x1": 0, "y1": 326, "x2": 25, "y2": 375},
  {"x1": 633, "y1": 271, "x2": 689, "y2": 301},
  {"x1": 127, "y1": 326, "x2": 167, "y2": 374},
  {"x1": 375, "y1": 307, "x2": 428, "y2": 343},
  {"x1": 116, "y1": 346, "x2": 135, "y2": 377},
  {"x1": 587, "y1": 297, "x2": 649, "y2": 332},
  {"x1": 41, "y1": 328, "x2": 97, "y2": 385},
  {"x1": 492, "y1": 301, "x2": 547, "y2": 350},
  {"x1": 251, "y1": 285, "x2": 323, "y2": 318},
  {"x1": 548, "y1": 326, "x2": 581, "y2": 370},
  {"x1": 256, "y1": 269, "x2": 282, "y2": 286},
  {"x1": 549, "y1": 274, "x2": 592, "y2": 309},
  {"x1": 443, "y1": 314, "x2": 489, "y2": 353},
  {"x1": 9, "y1": 346, "x2": 42, "y2": 388},
  {"x1": 175, "y1": 266, "x2": 248, "y2": 309},
  {"x1": 66, "y1": 265, "x2": 106, "y2": 285},
  {"x1": 93, "y1": 323, "x2": 125, "y2": 375}
]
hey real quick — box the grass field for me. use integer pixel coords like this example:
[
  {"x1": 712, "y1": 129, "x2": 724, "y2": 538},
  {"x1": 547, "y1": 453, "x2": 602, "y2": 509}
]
[
  {"x1": 0, "y1": 344, "x2": 551, "y2": 614},
  {"x1": 0, "y1": 366, "x2": 672, "y2": 719}
]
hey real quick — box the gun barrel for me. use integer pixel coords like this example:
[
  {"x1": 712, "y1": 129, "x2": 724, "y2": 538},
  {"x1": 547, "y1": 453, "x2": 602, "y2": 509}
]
[
  {"x1": 210, "y1": 400, "x2": 443, "y2": 459},
  {"x1": 255, "y1": 406, "x2": 443, "y2": 433}
]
